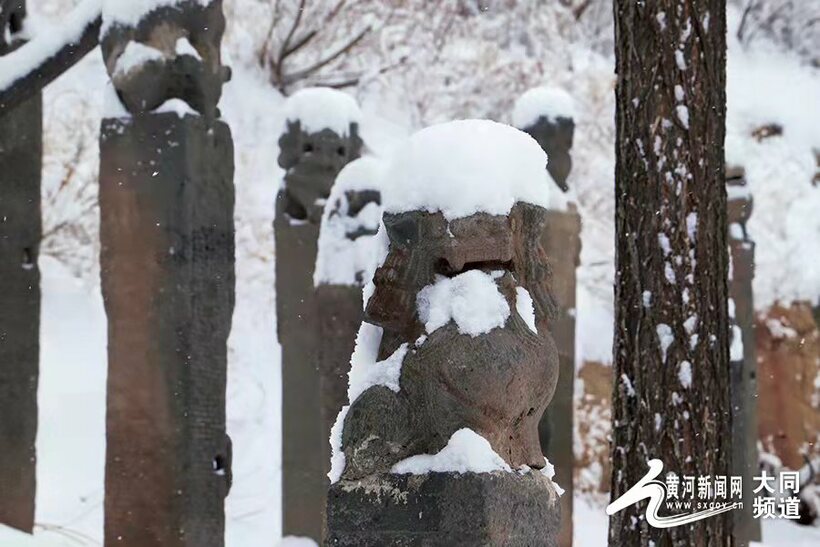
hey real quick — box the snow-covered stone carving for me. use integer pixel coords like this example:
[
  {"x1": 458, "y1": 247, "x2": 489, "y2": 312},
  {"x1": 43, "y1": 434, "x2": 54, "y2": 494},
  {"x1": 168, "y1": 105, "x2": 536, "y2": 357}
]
[
  {"x1": 315, "y1": 157, "x2": 384, "y2": 456},
  {"x1": 100, "y1": 0, "x2": 231, "y2": 118},
  {"x1": 275, "y1": 87, "x2": 364, "y2": 542},
  {"x1": 278, "y1": 88, "x2": 364, "y2": 224},
  {"x1": 514, "y1": 86, "x2": 576, "y2": 192},
  {"x1": 327, "y1": 120, "x2": 561, "y2": 545}
]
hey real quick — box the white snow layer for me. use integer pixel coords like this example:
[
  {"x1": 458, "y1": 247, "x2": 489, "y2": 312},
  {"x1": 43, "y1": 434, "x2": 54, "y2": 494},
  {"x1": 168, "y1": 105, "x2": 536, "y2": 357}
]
[
  {"x1": 515, "y1": 286, "x2": 538, "y2": 334},
  {"x1": 113, "y1": 41, "x2": 164, "y2": 77},
  {"x1": 283, "y1": 87, "x2": 363, "y2": 136},
  {"x1": 329, "y1": 322, "x2": 407, "y2": 483},
  {"x1": 512, "y1": 86, "x2": 577, "y2": 129},
  {"x1": 416, "y1": 271, "x2": 511, "y2": 336},
  {"x1": 314, "y1": 157, "x2": 386, "y2": 287},
  {"x1": 102, "y1": 0, "x2": 212, "y2": 33},
  {"x1": 327, "y1": 404, "x2": 349, "y2": 484},
  {"x1": 381, "y1": 119, "x2": 552, "y2": 220},
  {"x1": 0, "y1": 0, "x2": 101, "y2": 93},
  {"x1": 391, "y1": 428, "x2": 511, "y2": 474}
]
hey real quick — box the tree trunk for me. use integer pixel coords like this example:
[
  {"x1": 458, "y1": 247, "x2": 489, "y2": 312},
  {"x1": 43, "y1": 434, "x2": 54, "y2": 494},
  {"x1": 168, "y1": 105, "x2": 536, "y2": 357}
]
[{"x1": 610, "y1": 1, "x2": 732, "y2": 545}]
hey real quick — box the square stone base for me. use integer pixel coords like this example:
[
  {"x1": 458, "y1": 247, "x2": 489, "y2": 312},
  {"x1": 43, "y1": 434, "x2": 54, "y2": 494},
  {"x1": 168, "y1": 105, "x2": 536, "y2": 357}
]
[{"x1": 327, "y1": 471, "x2": 561, "y2": 546}]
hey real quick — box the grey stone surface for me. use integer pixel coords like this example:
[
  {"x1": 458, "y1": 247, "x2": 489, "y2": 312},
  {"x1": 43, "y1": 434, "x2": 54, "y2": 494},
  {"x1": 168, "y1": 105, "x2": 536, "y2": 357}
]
[
  {"x1": 727, "y1": 169, "x2": 761, "y2": 545},
  {"x1": 520, "y1": 116, "x2": 575, "y2": 192},
  {"x1": 0, "y1": 82, "x2": 41, "y2": 534},
  {"x1": 523, "y1": 110, "x2": 579, "y2": 547},
  {"x1": 100, "y1": 113, "x2": 234, "y2": 547},
  {"x1": 277, "y1": 120, "x2": 362, "y2": 541},
  {"x1": 538, "y1": 207, "x2": 581, "y2": 547},
  {"x1": 327, "y1": 471, "x2": 561, "y2": 546}
]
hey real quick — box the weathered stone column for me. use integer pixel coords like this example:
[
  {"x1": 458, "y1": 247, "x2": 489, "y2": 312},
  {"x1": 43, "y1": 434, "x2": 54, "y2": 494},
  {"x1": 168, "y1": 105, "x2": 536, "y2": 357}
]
[
  {"x1": 515, "y1": 86, "x2": 579, "y2": 547},
  {"x1": 99, "y1": 2, "x2": 233, "y2": 546},
  {"x1": 327, "y1": 120, "x2": 562, "y2": 546},
  {"x1": 314, "y1": 157, "x2": 383, "y2": 465},
  {"x1": 275, "y1": 88, "x2": 363, "y2": 541},
  {"x1": 0, "y1": 0, "x2": 41, "y2": 533},
  {"x1": 726, "y1": 166, "x2": 761, "y2": 545}
]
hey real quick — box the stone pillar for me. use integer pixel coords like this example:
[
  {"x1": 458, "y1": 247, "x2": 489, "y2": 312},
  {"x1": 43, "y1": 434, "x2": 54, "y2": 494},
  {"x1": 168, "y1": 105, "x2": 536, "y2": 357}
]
[
  {"x1": 314, "y1": 158, "x2": 383, "y2": 465},
  {"x1": 516, "y1": 88, "x2": 579, "y2": 547},
  {"x1": 99, "y1": 3, "x2": 234, "y2": 546},
  {"x1": 727, "y1": 166, "x2": 761, "y2": 545},
  {"x1": 540, "y1": 206, "x2": 581, "y2": 547},
  {"x1": 0, "y1": 1, "x2": 41, "y2": 532},
  {"x1": 276, "y1": 90, "x2": 363, "y2": 541}
]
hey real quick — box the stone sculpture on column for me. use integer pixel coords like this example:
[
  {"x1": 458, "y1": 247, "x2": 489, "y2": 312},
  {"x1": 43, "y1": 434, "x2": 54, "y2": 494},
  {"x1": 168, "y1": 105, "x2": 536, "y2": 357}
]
[
  {"x1": 99, "y1": 2, "x2": 234, "y2": 546},
  {"x1": 327, "y1": 120, "x2": 562, "y2": 546},
  {"x1": 0, "y1": 0, "x2": 41, "y2": 533},
  {"x1": 275, "y1": 87, "x2": 363, "y2": 541},
  {"x1": 314, "y1": 157, "x2": 384, "y2": 463},
  {"x1": 726, "y1": 166, "x2": 762, "y2": 544},
  {"x1": 514, "y1": 86, "x2": 580, "y2": 547}
]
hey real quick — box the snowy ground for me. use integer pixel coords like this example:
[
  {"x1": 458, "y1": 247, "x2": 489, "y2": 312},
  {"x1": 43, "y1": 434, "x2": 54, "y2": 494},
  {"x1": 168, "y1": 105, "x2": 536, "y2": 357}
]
[{"x1": 1, "y1": 0, "x2": 817, "y2": 546}]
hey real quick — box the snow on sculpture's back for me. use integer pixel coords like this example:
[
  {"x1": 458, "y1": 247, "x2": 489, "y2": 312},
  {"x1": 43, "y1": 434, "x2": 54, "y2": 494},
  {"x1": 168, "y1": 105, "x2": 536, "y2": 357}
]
[{"x1": 327, "y1": 119, "x2": 563, "y2": 546}]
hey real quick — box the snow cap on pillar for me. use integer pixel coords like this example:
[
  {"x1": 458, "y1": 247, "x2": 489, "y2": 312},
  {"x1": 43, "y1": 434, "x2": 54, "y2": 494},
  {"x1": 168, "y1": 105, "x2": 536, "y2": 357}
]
[
  {"x1": 512, "y1": 86, "x2": 576, "y2": 130},
  {"x1": 284, "y1": 87, "x2": 363, "y2": 137},
  {"x1": 381, "y1": 119, "x2": 552, "y2": 220}
]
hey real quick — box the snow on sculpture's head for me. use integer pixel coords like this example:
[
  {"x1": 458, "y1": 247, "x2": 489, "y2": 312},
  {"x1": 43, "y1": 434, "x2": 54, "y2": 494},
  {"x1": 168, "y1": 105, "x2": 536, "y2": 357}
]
[
  {"x1": 278, "y1": 88, "x2": 364, "y2": 224},
  {"x1": 0, "y1": 0, "x2": 26, "y2": 54},
  {"x1": 335, "y1": 120, "x2": 560, "y2": 481},
  {"x1": 101, "y1": 0, "x2": 232, "y2": 118},
  {"x1": 513, "y1": 87, "x2": 576, "y2": 192}
]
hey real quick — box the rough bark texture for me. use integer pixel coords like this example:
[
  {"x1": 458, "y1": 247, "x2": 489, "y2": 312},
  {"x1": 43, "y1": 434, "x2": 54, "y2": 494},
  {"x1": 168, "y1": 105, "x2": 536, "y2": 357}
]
[
  {"x1": 326, "y1": 471, "x2": 562, "y2": 546},
  {"x1": 100, "y1": 113, "x2": 234, "y2": 547},
  {"x1": 0, "y1": 73, "x2": 41, "y2": 534},
  {"x1": 726, "y1": 169, "x2": 761, "y2": 544},
  {"x1": 277, "y1": 121, "x2": 362, "y2": 542},
  {"x1": 610, "y1": 1, "x2": 732, "y2": 545},
  {"x1": 539, "y1": 207, "x2": 581, "y2": 547}
]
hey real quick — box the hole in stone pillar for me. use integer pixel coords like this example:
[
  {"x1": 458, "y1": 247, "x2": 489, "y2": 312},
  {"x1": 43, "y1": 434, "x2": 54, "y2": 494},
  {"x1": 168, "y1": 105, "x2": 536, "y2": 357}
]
[
  {"x1": 336, "y1": 146, "x2": 346, "y2": 157},
  {"x1": 303, "y1": 142, "x2": 314, "y2": 153},
  {"x1": 213, "y1": 454, "x2": 226, "y2": 476},
  {"x1": 526, "y1": 407, "x2": 535, "y2": 417},
  {"x1": 22, "y1": 247, "x2": 34, "y2": 270}
]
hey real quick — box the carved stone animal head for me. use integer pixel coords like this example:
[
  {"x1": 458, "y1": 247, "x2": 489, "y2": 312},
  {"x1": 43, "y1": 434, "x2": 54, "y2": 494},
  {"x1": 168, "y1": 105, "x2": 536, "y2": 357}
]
[
  {"x1": 339, "y1": 202, "x2": 559, "y2": 480},
  {"x1": 101, "y1": 0, "x2": 231, "y2": 118},
  {"x1": 522, "y1": 116, "x2": 574, "y2": 192},
  {"x1": 0, "y1": 0, "x2": 27, "y2": 54},
  {"x1": 278, "y1": 120, "x2": 363, "y2": 223}
]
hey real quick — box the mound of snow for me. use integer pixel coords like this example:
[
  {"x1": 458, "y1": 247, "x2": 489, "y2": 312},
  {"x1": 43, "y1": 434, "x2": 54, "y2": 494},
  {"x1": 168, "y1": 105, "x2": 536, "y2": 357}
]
[
  {"x1": 114, "y1": 41, "x2": 163, "y2": 77},
  {"x1": 416, "y1": 270, "x2": 511, "y2": 336},
  {"x1": 512, "y1": 86, "x2": 576, "y2": 129},
  {"x1": 283, "y1": 87, "x2": 362, "y2": 136},
  {"x1": 392, "y1": 428, "x2": 511, "y2": 474},
  {"x1": 514, "y1": 286, "x2": 538, "y2": 333},
  {"x1": 381, "y1": 119, "x2": 551, "y2": 220}
]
